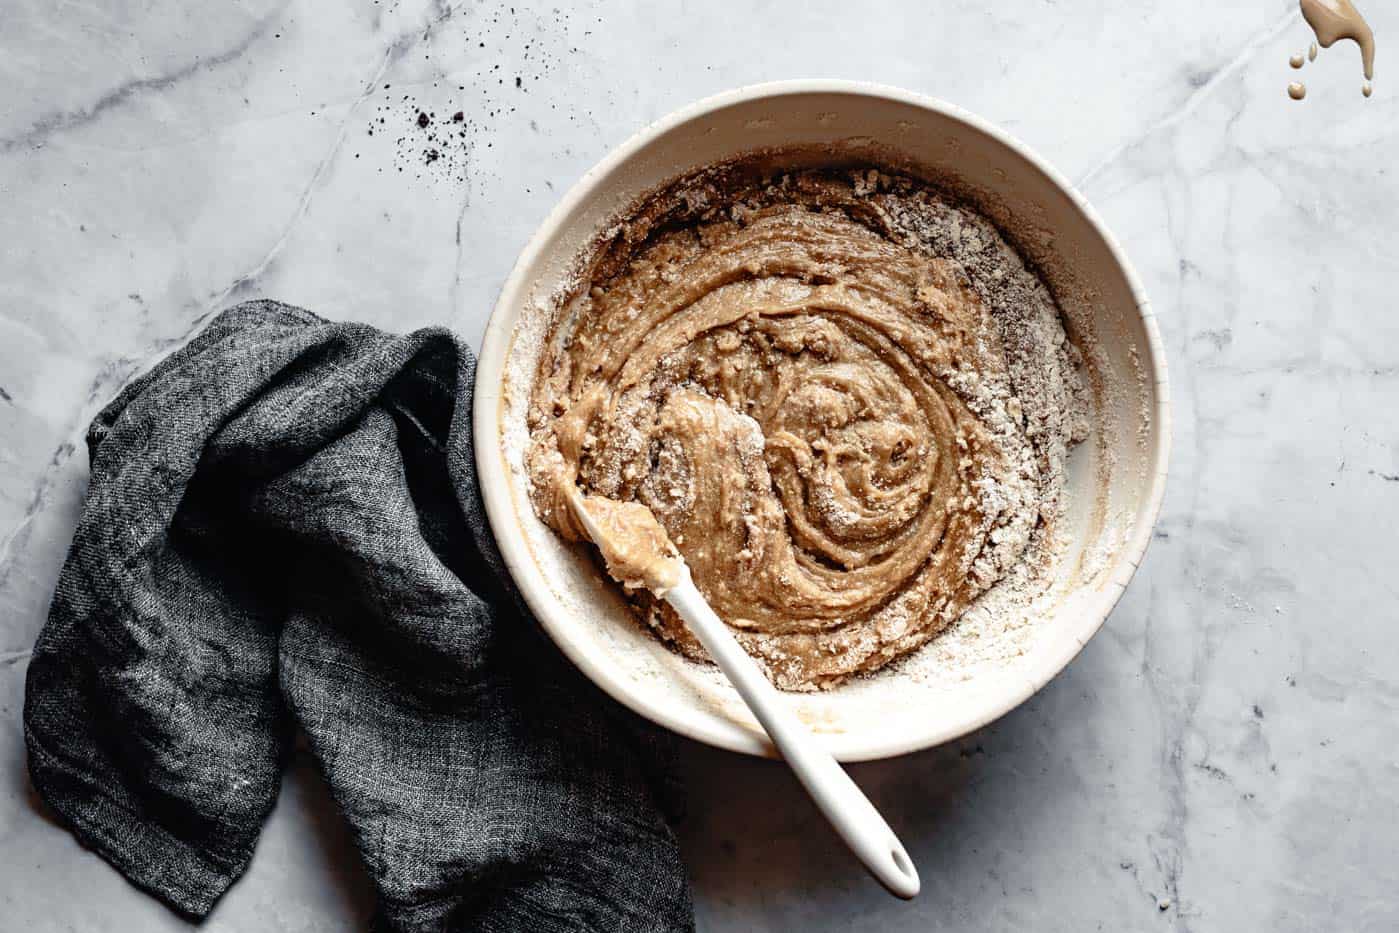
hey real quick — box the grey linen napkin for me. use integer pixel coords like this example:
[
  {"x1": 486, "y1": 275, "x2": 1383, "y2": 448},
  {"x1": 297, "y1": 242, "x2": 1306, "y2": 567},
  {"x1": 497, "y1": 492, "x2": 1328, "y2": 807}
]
[{"x1": 22, "y1": 300, "x2": 694, "y2": 932}]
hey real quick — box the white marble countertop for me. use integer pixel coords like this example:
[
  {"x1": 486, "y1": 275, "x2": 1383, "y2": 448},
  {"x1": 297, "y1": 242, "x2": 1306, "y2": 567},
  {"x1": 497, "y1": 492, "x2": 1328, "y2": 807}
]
[{"x1": 2, "y1": 1, "x2": 1397, "y2": 930}]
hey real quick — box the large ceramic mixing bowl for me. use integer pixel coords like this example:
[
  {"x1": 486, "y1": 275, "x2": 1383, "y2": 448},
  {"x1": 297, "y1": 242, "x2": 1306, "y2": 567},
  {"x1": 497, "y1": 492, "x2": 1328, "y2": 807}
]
[{"x1": 473, "y1": 81, "x2": 1170, "y2": 761}]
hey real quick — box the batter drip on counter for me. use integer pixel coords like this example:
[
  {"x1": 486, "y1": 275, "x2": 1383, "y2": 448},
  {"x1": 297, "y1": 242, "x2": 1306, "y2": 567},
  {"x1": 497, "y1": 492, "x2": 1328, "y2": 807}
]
[{"x1": 526, "y1": 161, "x2": 1091, "y2": 690}]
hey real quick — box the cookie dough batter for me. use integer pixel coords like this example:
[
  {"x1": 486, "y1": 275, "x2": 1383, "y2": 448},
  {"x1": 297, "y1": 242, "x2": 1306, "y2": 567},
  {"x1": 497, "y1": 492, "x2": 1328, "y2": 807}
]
[{"x1": 527, "y1": 163, "x2": 1089, "y2": 690}]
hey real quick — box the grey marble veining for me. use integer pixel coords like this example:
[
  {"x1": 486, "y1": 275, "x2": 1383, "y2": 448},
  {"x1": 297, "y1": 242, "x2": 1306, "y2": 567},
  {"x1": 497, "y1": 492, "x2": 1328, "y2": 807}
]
[{"x1": 3, "y1": 1, "x2": 1397, "y2": 930}]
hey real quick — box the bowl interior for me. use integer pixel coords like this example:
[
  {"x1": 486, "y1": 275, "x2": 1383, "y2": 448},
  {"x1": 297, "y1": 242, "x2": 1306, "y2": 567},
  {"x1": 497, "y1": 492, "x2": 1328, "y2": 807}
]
[{"x1": 474, "y1": 83, "x2": 1168, "y2": 761}]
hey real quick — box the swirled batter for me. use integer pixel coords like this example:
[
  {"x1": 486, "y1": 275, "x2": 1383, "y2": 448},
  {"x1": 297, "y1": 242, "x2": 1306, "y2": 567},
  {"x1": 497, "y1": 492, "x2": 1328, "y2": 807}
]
[{"x1": 527, "y1": 162, "x2": 1090, "y2": 690}]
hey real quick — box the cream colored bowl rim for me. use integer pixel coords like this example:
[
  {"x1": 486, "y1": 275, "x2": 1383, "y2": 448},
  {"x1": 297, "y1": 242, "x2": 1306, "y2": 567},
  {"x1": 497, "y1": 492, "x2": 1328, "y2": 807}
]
[{"x1": 473, "y1": 79, "x2": 1171, "y2": 761}]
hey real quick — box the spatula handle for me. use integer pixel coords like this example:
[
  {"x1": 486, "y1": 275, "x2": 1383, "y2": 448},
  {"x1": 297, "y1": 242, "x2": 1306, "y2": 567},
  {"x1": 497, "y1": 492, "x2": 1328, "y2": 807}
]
[{"x1": 665, "y1": 573, "x2": 920, "y2": 899}]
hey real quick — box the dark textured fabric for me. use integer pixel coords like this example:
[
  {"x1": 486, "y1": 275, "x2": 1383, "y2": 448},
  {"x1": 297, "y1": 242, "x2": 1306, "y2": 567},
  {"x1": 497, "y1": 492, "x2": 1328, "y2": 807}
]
[{"x1": 23, "y1": 301, "x2": 694, "y2": 932}]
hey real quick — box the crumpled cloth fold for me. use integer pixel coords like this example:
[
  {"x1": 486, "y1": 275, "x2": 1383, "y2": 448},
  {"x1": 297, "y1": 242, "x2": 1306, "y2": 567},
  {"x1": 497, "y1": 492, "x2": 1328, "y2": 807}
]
[{"x1": 24, "y1": 301, "x2": 694, "y2": 932}]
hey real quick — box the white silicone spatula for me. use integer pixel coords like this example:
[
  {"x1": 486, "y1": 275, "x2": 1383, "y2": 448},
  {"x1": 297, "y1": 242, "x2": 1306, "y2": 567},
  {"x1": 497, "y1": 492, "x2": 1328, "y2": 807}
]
[{"x1": 570, "y1": 493, "x2": 920, "y2": 899}]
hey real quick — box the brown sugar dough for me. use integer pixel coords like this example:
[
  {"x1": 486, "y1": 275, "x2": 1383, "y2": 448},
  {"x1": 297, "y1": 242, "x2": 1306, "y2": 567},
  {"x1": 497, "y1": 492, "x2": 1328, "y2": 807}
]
[{"x1": 526, "y1": 164, "x2": 1086, "y2": 691}]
